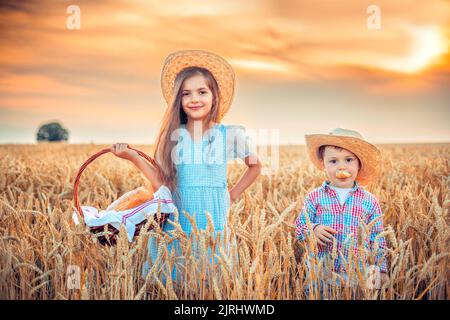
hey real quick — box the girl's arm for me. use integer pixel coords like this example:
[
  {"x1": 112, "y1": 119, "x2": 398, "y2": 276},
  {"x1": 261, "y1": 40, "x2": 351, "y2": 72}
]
[
  {"x1": 109, "y1": 143, "x2": 163, "y2": 191},
  {"x1": 229, "y1": 153, "x2": 262, "y2": 203},
  {"x1": 130, "y1": 156, "x2": 163, "y2": 191}
]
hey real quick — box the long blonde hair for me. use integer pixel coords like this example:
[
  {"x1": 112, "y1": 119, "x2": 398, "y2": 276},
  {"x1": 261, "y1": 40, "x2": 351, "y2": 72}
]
[{"x1": 153, "y1": 67, "x2": 221, "y2": 192}]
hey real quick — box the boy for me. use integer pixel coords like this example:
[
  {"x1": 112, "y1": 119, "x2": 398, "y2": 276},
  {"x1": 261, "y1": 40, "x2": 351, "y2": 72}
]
[{"x1": 295, "y1": 128, "x2": 388, "y2": 292}]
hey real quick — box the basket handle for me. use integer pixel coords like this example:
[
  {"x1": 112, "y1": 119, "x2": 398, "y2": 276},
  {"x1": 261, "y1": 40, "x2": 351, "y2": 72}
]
[{"x1": 73, "y1": 145, "x2": 162, "y2": 220}]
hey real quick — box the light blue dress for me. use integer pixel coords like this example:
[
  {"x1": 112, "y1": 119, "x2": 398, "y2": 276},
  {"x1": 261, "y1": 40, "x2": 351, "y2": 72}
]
[{"x1": 142, "y1": 123, "x2": 254, "y2": 283}]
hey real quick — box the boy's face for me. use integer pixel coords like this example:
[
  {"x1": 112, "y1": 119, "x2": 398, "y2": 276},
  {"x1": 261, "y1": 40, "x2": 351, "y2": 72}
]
[{"x1": 321, "y1": 146, "x2": 360, "y2": 188}]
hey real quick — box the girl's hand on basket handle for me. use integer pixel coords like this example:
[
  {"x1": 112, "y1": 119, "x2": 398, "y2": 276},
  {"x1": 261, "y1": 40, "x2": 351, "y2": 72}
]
[
  {"x1": 110, "y1": 143, "x2": 163, "y2": 191},
  {"x1": 109, "y1": 143, "x2": 139, "y2": 162}
]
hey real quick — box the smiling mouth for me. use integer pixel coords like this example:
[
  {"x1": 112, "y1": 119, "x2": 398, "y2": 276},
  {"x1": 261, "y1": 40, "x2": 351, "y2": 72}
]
[{"x1": 189, "y1": 106, "x2": 203, "y2": 110}]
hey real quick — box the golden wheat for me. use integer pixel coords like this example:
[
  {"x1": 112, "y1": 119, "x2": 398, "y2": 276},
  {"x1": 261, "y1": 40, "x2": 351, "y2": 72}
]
[{"x1": 0, "y1": 143, "x2": 448, "y2": 299}]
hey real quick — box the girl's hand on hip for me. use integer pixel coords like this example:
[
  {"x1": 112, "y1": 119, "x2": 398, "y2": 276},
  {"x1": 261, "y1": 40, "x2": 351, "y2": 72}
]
[
  {"x1": 229, "y1": 188, "x2": 238, "y2": 205},
  {"x1": 109, "y1": 143, "x2": 139, "y2": 162}
]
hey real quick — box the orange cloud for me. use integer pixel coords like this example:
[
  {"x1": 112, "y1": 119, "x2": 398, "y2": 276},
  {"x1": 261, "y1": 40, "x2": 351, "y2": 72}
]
[{"x1": 0, "y1": 0, "x2": 448, "y2": 143}]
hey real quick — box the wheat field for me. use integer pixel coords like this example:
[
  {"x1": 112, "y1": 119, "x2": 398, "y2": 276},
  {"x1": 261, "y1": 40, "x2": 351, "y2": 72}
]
[{"x1": 0, "y1": 143, "x2": 448, "y2": 300}]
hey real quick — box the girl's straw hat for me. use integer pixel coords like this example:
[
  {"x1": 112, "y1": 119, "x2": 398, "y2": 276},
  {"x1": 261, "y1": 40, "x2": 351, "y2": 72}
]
[
  {"x1": 161, "y1": 49, "x2": 235, "y2": 121},
  {"x1": 305, "y1": 128, "x2": 381, "y2": 185}
]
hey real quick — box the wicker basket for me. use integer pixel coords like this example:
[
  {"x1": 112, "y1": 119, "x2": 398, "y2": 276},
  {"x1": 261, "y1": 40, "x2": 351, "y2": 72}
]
[{"x1": 73, "y1": 146, "x2": 170, "y2": 246}]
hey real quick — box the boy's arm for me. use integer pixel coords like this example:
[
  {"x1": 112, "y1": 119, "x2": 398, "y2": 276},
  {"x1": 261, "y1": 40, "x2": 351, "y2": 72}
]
[
  {"x1": 366, "y1": 198, "x2": 388, "y2": 273},
  {"x1": 295, "y1": 195, "x2": 319, "y2": 241}
]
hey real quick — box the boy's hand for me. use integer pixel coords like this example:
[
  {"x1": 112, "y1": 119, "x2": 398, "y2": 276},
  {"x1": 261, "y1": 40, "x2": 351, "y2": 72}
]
[
  {"x1": 380, "y1": 272, "x2": 389, "y2": 287},
  {"x1": 367, "y1": 271, "x2": 390, "y2": 290},
  {"x1": 313, "y1": 224, "x2": 337, "y2": 246},
  {"x1": 109, "y1": 143, "x2": 139, "y2": 162}
]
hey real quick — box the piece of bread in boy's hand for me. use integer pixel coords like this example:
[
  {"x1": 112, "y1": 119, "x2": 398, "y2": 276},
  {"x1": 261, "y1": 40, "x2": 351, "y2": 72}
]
[{"x1": 335, "y1": 170, "x2": 351, "y2": 179}]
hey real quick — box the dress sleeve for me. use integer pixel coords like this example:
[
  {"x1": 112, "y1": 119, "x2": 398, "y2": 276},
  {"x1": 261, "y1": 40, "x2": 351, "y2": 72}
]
[{"x1": 225, "y1": 125, "x2": 256, "y2": 160}]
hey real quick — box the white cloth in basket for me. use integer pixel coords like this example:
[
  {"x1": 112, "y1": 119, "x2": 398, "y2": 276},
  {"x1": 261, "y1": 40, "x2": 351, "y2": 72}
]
[{"x1": 72, "y1": 185, "x2": 175, "y2": 242}]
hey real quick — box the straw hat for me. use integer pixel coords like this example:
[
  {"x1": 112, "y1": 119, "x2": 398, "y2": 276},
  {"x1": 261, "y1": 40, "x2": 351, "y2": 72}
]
[
  {"x1": 305, "y1": 128, "x2": 381, "y2": 185},
  {"x1": 161, "y1": 50, "x2": 235, "y2": 121}
]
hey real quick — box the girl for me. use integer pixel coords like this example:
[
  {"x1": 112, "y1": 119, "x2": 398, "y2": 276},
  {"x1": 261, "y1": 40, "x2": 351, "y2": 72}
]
[{"x1": 110, "y1": 50, "x2": 262, "y2": 283}]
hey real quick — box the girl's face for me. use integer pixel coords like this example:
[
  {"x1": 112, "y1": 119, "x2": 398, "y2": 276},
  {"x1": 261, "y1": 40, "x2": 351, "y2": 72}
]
[
  {"x1": 322, "y1": 146, "x2": 360, "y2": 188},
  {"x1": 181, "y1": 74, "x2": 214, "y2": 123}
]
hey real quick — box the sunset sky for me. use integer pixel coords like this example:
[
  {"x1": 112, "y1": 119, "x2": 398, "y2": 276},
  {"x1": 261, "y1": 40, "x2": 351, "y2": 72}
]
[{"x1": 0, "y1": 0, "x2": 449, "y2": 144}]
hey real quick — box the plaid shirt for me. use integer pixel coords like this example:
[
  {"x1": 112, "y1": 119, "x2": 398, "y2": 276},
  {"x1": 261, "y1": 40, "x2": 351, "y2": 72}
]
[{"x1": 295, "y1": 181, "x2": 388, "y2": 273}]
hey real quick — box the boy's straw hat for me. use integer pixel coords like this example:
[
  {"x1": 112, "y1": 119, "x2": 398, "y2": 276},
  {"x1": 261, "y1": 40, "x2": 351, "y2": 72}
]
[
  {"x1": 305, "y1": 128, "x2": 381, "y2": 185},
  {"x1": 161, "y1": 49, "x2": 235, "y2": 121}
]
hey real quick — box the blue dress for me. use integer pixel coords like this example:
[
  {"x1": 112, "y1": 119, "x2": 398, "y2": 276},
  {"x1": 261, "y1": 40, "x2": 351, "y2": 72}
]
[{"x1": 142, "y1": 123, "x2": 254, "y2": 283}]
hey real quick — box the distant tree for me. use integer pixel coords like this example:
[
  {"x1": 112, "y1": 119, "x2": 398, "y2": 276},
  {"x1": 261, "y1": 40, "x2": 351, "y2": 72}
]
[{"x1": 36, "y1": 121, "x2": 69, "y2": 142}]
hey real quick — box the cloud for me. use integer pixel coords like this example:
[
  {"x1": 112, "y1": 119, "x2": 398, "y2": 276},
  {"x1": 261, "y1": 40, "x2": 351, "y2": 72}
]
[{"x1": 0, "y1": 0, "x2": 448, "y2": 143}]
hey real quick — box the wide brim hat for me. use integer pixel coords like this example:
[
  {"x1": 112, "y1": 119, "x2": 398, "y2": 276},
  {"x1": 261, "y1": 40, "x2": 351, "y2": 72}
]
[
  {"x1": 161, "y1": 49, "x2": 235, "y2": 121},
  {"x1": 305, "y1": 128, "x2": 381, "y2": 185}
]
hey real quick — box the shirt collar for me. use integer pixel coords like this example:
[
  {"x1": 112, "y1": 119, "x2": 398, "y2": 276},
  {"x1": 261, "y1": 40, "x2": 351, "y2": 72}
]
[{"x1": 322, "y1": 180, "x2": 361, "y2": 193}]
